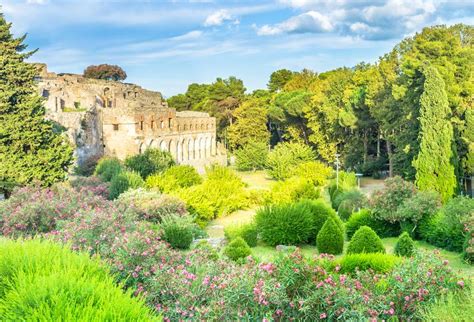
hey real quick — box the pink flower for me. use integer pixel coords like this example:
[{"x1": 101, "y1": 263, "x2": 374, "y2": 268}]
[
  {"x1": 457, "y1": 280, "x2": 465, "y2": 288},
  {"x1": 443, "y1": 260, "x2": 449, "y2": 266},
  {"x1": 320, "y1": 313, "x2": 327, "y2": 319}
]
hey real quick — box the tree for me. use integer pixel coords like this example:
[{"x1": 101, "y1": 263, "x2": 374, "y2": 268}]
[
  {"x1": 83, "y1": 64, "x2": 127, "y2": 81},
  {"x1": 227, "y1": 98, "x2": 269, "y2": 150},
  {"x1": 0, "y1": 13, "x2": 73, "y2": 191},
  {"x1": 413, "y1": 64, "x2": 456, "y2": 202},
  {"x1": 267, "y1": 69, "x2": 294, "y2": 92}
]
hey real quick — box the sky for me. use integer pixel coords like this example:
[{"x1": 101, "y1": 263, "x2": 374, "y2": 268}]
[{"x1": 2, "y1": 0, "x2": 473, "y2": 97}]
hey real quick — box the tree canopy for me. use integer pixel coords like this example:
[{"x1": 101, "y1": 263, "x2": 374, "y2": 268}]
[{"x1": 83, "y1": 64, "x2": 127, "y2": 81}]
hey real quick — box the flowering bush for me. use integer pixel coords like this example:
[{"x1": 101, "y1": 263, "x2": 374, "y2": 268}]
[{"x1": 70, "y1": 175, "x2": 109, "y2": 198}]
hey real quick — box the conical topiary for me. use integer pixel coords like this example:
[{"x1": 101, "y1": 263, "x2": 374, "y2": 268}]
[
  {"x1": 316, "y1": 218, "x2": 344, "y2": 255},
  {"x1": 347, "y1": 226, "x2": 385, "y2": 254},
  {"x1": 224, "y1": 237, "x2": 251, "y2": 261},
  {"x1": 394, "y1": 232, "x2": 416, "y2": 257}
]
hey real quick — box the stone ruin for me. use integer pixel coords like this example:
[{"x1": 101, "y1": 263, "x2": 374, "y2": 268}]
[{"x1": 34, "y1": 64, "x2": 226, "y2": 170}]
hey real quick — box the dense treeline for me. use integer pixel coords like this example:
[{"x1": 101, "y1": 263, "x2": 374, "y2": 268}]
[{"x1": 168, "y1": 24, "x2": 474, "y2": 196}]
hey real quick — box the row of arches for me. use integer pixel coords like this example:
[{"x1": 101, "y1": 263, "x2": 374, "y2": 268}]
[{"x1": 139, "y1": 136, "x2": 216, "y2": 163}]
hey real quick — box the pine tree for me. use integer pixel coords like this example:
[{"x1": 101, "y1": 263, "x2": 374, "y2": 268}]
[
  {"x1": 0, "y1": 13, "x2": 73, "y2": 192},
  {"x1": 412, "y1": 64, "x2": 456, "y2": 202}
]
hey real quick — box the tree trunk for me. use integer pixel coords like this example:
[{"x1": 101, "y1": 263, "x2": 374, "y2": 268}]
[{"x1": 386, "y1": 139, "x2": 393, "y2": 177}]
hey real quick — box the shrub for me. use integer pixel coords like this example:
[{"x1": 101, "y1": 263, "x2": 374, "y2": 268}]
[
  {"x1": 396, "y1": 191, "x2": 441, "y2": 236},
  {"x1": 346, "y1": 209, "x2": 400, "y2": 239},
  {"x1": 255, "y1": 202, "x2": 314, "y2": 246},
  {"x1": 463, "y1": 213, "x2": 474, "y2": 264},
  {"x1": 337, "y1": 253, "x2": 399, "y2": 274},
  {"x1": 266, "y1": 142, "x2": 315, "y2": 180},
  {"x1": 117, "y1": 188, "x2": 187, "y2": 223},
  {"x1": 370, "y1": 176, "x2": 416, "y2": 223},
  {"x1": 394, "y1": 232, "x2": 416, "y2": 257},
  {"x1": 74, "y1": 155, "x2": 100, "y2": 176},
  {"x1": 300, "y1": 199, "x2": 344, "y2": 241},
  {"x1": 291, "y1": 161, "x2": 333, "y2": 186},
  {"x1": 125, "y1": 149, "x2": 175, "y2": 179},
  {"x1": 161, "y1": 214, "x2": 195, "y2": 250},
  {"x1": 109, "y1": 171, "x2": 144, "y2": 200},
  {"x1": 316, "y1": 218, "x2": 344, "y2": 255},
  {"x1": 235, "y1": 140, "x2": 268, "y2": 171},
  {"x1": 347, "y1": 226, "x2": 385, "y2": 254},
  {"x1": 69, "y1": 176, "x2": 109, "y2": 199},
  {"x1": 333, "y1": 189, "x2": 367, "y2": 220},
  {"x1": 224, "y1": 222, "x2": 258, "y2": 247},
  {"x1": 146, "y1": 165, "x2": 202, "y2": 193},
  {"x1": 266, "y1": 176, "x2": 320, "y2": 204},
  {"x1": 0, "y1": 239, "x2": 156, "y2": 321},
  {"x1": 328, "y1": 171, "x2": 358, "y2": 207},
  {"x1": 223, "y1": 237, "x2": 251, "y2": 261},
  {"x1": 192, "y1": 240, "x2": 219, "y2": 260},
  {"x1": 94, "y1": 157, "x2": 123, "y2": 182}
]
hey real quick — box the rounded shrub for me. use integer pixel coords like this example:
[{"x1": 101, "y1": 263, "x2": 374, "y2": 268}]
[
  {"x1": 316, "y1": 217, "x2": 344, "y2": 255},
  {"x1": 224, "y1": 222, "x2": 258, "y2": 247},
  {"x1": 337, "y1": 253, "x2": 399, "y2": 274},
  {"x1": 347, "y1": 226, "x2": 385, "y2": 254},
  {"x1": 146, "y1": 165, "x2": 202, "y2": 193},
  {"x1": 124, "y1": 153, "x2": 155, "y2": 179},
  {"x1": 0, "y1": 239, "x2": 156, "y2": 321},
  {"x1": 302, "y1": 199, "x2": 344, "y2": 239},
  {"x1": 223, "y1": 237, "x2": 251, "y2": 261},
  {"x1": 346, "y1": 209, "x2": 399, "y2": 239},
  {"x1": 109, "y1": 171, "x2": 144, "y2": 200},
  {"x1": 255, "y1": 203, "x2": 314, "y2": 246},
  {"x1": 394, "y1": 232, "x2": 416, "y2": 257},
  {"x1": 161, "y1": 214, "x2": 195, "y2": 250},
  {"x1": 267, "y1": 177, "x2": 320, "y2": 204},
  {"x1": 94, "y1": 157, "x2": 123, "y2": 182}
]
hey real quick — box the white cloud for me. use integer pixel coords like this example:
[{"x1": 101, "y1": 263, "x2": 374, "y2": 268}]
[
  {"x1": 171, "y1": 30, "x2": 203, "y2": 41},
  {"x1": 258, "y1": 10, "x2": 333, "y2": 36},
  {"x1": 204, "y1": 9, "x2": 238, "y2": 26},
  {"x1": 26, "y1": 0, "x2": 48, "y2": 4}
]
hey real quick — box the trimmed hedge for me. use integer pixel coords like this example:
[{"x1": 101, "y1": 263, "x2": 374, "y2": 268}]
[
  {"x1": 346, "y1": 209, "x2": 399, "y2": 239},
  {"x1": 224, "y1": 237, "x2": 251, "y2": 261},
  {"x1": 394, "y1": 232, "x2": 416, "y2": 257},
  {"x1": 316, "y1": 218, "x2": 344, "y2": 255},
  {"x1": 337, "y1": 253, "x2": 399, "y2": 274},
  {"x1": 224, "y1": 222, "x2": 258, "y2": 247},
  {"x1": 347, "y1": 226, "x2": 385, "y2": 254},
  {"x1": 109, "y1": 171, "x2": 144, "y2": 200},
  {"x1": 0, "y1": 239, "x2": 157, "y2": 321}
]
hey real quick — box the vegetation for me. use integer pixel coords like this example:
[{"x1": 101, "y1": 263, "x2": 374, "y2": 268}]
[
  {"x1": 395, "y1": 232, "x2": 417, "y2": 257},
  {"x1": 224, "y1": 222, "x2": 257, "y2": 247},
  {"x1": 266, "y1": 142, "x2": 315, "y2": 180},
  {"x1": 94, "y1": 157, "x2": 123, "y2": 182},
  {"x1": 146, "y1": 165, "x2": 202, "y2": 192},
  {"x1": 161, "y1": 214, "x2": 195, "y2": 250},
  {"x1": 347, "y1": 226, "x2": 386, "y2": 254},
  {"x1": 316, "y1": 218, "x2": 344, "y2": 255},
  {"x1": 223, "y1": 237, "x2": 252, "y2": 261},
  {"x1": 234, "y1": 140, "x2": 268, "y2": 171},
  {"x1": 125, "y1": 149, "x2": 175, "y2": 179},
  {"x1": 83, "y1": 64, "x2": 127, "y2": 81},
  {"x1": 337, "y1": 253, "x2": 399, "y2": 274},
  {"x1": 0, "y1": 14, "x2": 73, "y2": 192},
  {"x1": 108, "y1": 170, "x2": 144, "y2": 199}
]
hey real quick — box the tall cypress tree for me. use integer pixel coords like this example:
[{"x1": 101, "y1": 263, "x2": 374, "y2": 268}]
[
  {"x1": 413, "y1": 64, "x2": 456, "y2": 202},
  {"x1": 0, "y1": 13, "x2": 73, "y2": 191}
]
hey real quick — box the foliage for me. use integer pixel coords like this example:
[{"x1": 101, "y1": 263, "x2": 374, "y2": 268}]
[
  {"x1": 125, "y1": 149, "x2": 175, "y2": 179},
  {"x1": 395, "y1": 191, "x2": 441, "y2": 234},
  {"x1": 176, "y1": 165, "x2": 248, "y2": 224},
  {"x1": 420, "y1": 289, "x2": 474, "y2": 322},
  {"x1": 266, "y1": 176, "x2": 319, "y2": 204},
  {"x1": 345, "y1": 209, "x2": 400, "y2": 239},
  {"x1": 301, "y1": 199, "x2": 344, "y2": 242},
  {"x1": 413, "y1": 64, "x2": 456, "y2": 202},
  {"x1": 0, "y1": 239, "x2": 156, "y2": 321},
  {"x1": 394, "y1": 232, "x2": 417, "y2": 257},
  {"x1": 94, "y1": 157, "x2": 123, "y2": 182},
  {"x1": 334, "y1": 189, "x2": 367, "y2": 220},
  {"x1": 161, "y1": 214, "x2": 195, "y2": 250},
  {"x1": 109, "y1": 171, "x2": 144, "y2": 200},
  {"x1": 316, "y1": 218, "x2": 344, "y2": 255},
  {"x1": 145, "y1": 165, "x2": 202, "y2": 192},
  {"x1": 255, "y1": 202, "x2": 314, "y2": 246},
  {"x1": 0, "y1": 15, "x2": 73, "y2": 190},
  {"x1": 69, "y1": 175, "x2": 109, "y2": 199},
  {"x1": 291, "y1": 161, "x2": 333, "y2": 186},
  {"x1": 83, "y1": 64, "x2": 127, "y2": 81},
  {"x1": 224, "y1": 222, "x2": 258, "y2": 247},
  {"x1": 347, "y1": 226, "x2": 385, "y2": 254},
  {"x1": 74, "y1": 155, "x2": 100, "y2": 176},
  {"x1": 116, "y1": 188, "x2": 187, "y2": 223},
  {"x1": 227, "y1": 98, "x2": 270, "y2": 150},
  {"x1": 268, "y1": 69, "x2": 295, "y2": 92},
  {"x1": 224, "y1": 237, "x2": 252, "y2": 261},
  {"x1": 463, "y1": 213, "x2": 474, "y2": 264},
  {"x1": 370, "y1": 176, "x2": 416, "y2": 223},
  {"x1": 266, "y1": 142, "x2": 315, "y2": 180},
  {"x1": 234, "y1": 140, "x2": 269, "y2": 171},
  {"x1": 337, "y1": 253, "x2": 399, "y2": 274}
]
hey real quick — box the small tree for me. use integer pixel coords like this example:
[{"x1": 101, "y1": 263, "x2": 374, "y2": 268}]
[
  {"x1": 394, "y1": 232, "x2": 416, "y2": 257},
  {"x1": 316, "y1": 218, "x2": 344, "y2": 255},
  {"x1": 83, "y1": 64, "x2": 127, "y2": 81},
  {"x1": 347, "y1": 226, "x2": 385, "y2": 254},
  {"x1": 235, "y1": 140, "x2": 268, "y2": 171},
  {"x1": 224, "y1": 237, "x2": 251, "y2": 261}
]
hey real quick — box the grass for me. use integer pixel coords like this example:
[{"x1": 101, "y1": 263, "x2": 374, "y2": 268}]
[{"x1": 237, "y1": 170, "x2": 274, "y2": 190}]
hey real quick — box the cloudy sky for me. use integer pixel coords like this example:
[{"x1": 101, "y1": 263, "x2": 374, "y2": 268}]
[{"x1": 2, "y1": 0, "x2": 473, "y2": 96}]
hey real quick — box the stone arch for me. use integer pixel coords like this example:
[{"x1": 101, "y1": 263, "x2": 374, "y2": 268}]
[
  {"x1": 148, "y1": 139, "x2": 155, "y2": 149},
  {"x1": 169, "y1": 140, "x2": 176, "y2": 158},
  {"x1": 194, "y1": 137, "x2": 200, "y2": 159},
  {"x1": 188, "y1": 138, "x2": 194, "y2": 160},
  {"x1": 138, "y1": 142, "x2": 145, "y2": 154},
  {"x1": 205, "y1": 136, "x2": 211, "y2": 157},
  {"x1": 199, "y1": 137, "x2": 205, "y2": 159},
  {"x1": 160, "y1": 140, "x2": 167, "y2": 151},
  {"x1": 211, "y1": 136, "x2": 216, "y2": 156}
]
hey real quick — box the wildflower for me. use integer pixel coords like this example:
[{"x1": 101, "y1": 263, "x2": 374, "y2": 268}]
[
  {"x1": 320, "y1": 313, "x2": 327, "y2": 319},
  {"x1": 457, "y1": 280, "x2": 465, "y2": 288},
  {"x1": 442, "y1": 260, "x2": 449, "y2": 266}
]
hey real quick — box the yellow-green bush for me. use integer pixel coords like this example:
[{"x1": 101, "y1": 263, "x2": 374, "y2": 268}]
[
  {"x1": 223, "y1": 237, "x2": 251, "y2": 261},
  {"x1": 266, "y1": 176, "x2": 319, "y2": 204},
  {"x1": 291, "y1": 161, "x2": 333, "y2": 186},
  {"x1": 337, "y1": 253, "x2": 400, "y2": 274},
  {"x1": 145, "y1": 165, "x2": 202, "y2": 193}
]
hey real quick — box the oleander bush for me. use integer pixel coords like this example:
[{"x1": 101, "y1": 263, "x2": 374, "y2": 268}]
[
  {"x1": 109, "y1": 171, "x2": 144, "y2": 200},
  {"x1": 316, "y1": 218, "x2": 344, "y2": 255},
  {"x1": 161, "y1": 214, "x2": 196, "y2": 250},
  {"x1": 94, "y1": 157, "x2": 123, "y2": 182},
  {"x1": 266, "y1": 142, "x2": 315, "y2": 180},
  {"x1": 224, "y1": 222, "x2": 258, "y2": 247},
  {"x1": 337, "y1": 253, "x2": 400, "y2": 274},
  {"x1": 145, "y1": 165, "x2": 202, "y2": 193},
  {"x1": 192, "y1": 240, "x2": 219, "y2": 260},
  {"x1": 346, "y1": 209, "x2": 400, "y2": 239},
  {"x1": 234, "y1": 140, "x2": 268, "y2": 171},
  {"x1": 347, "y1": 226, "x2": 385, "y2": 254},
  {"x1": 0, "y1": 239, "x2": 157, "y2": 321},
  {"x1": 395, "y1": 232, "x2": 417, "y2": 257},
  {"x1": 117, "y1": 188, "x2": 187, "y2": 223},
  {"x1": 223, "y1": 237, "x2": 252, "y2": 261},
  {"x1": 125, "y1": 148, "x2": 175, "y2": 179},
  {"x1": 266, "y1": 176, "x2": 320, "y2": 204},
  {"x1": 255, "y1": 202, "x2": 314, "y2": 246},
  {"x1": 69, "y1": 175, "x2": 109, "y2": 198}
]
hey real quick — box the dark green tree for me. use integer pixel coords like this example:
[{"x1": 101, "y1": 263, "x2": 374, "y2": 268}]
[
  {"x1": 412, "y1": 64, "x2": 456, "y2": 202},
  {"x1": 267, "y1": 69, "x2": 295, "y2": 92},
  {"x1": 0, "y1": 13, "x2": 73, "y2": 191}
]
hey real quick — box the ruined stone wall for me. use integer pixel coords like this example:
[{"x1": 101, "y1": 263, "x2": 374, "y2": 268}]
[{"x1": 34, "y1": 64, "x2": 225, "y2": 168}]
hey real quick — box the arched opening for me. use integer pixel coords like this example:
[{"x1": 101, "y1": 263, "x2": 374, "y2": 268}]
[
  {"x1": 206, "y1": 136, "x2": 211, "y2": 157},
  {"x1": 211, "y1": 136, "x2": 216, "y2": 156},
  {"x1": 138, "y1": 142, "x2": 145, "y2": 154},
  {"x1": 169, "y1": 140, "x2": 176, "y2": 158},
  {"x1": 148, "y1": 139, "x2": 155, "y2": 149},
  {"x1": 188, "y1": 138, "x2": 194, "y2": 160},
  {"x1": 160, "y1": 140, "x2": 167, "y2": 152}
]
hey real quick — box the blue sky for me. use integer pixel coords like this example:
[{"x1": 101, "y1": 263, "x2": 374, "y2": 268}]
[{"x1": 2, "y1": 0, "x2": 473, "y2": 97}]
